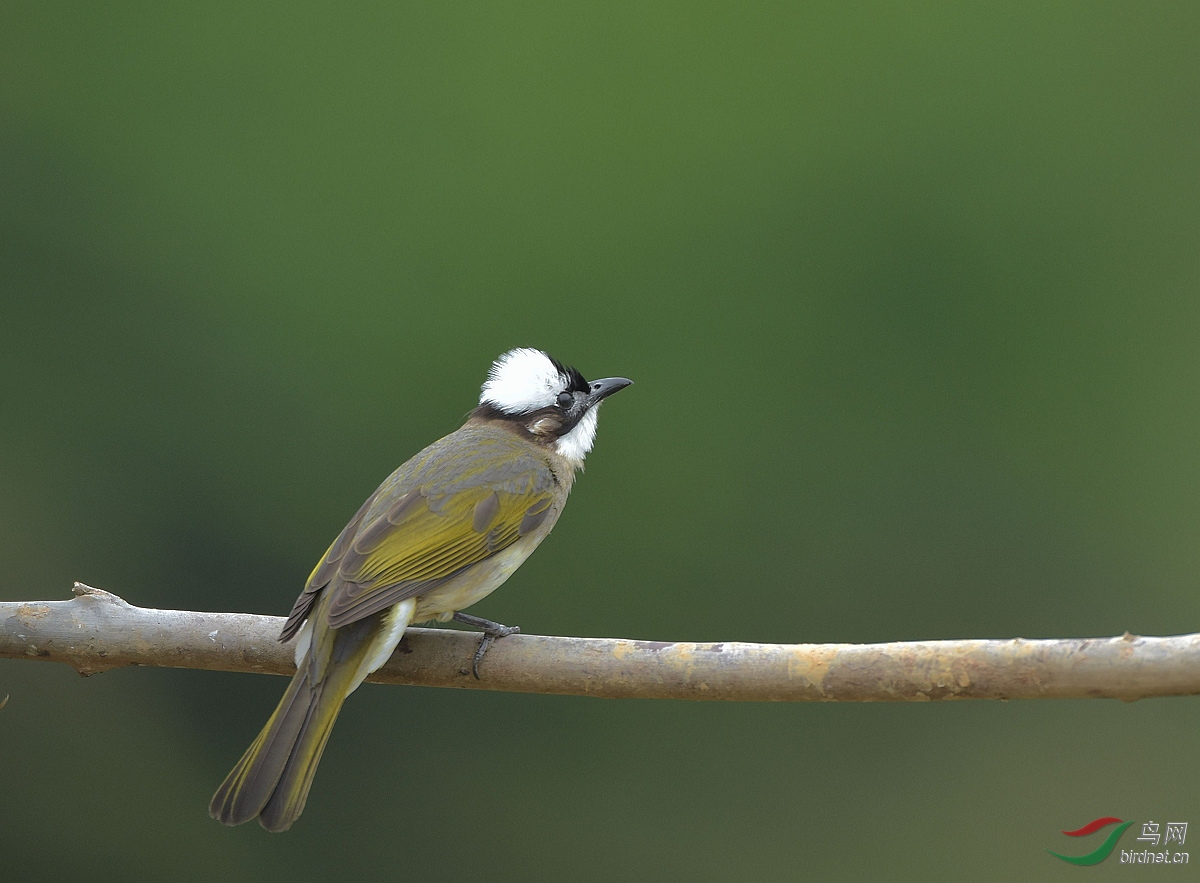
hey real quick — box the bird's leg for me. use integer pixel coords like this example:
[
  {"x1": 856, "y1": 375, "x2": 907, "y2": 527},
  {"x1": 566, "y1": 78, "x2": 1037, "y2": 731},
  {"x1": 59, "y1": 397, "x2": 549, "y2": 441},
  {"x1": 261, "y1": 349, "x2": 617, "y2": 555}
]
[{"x1": 452, "y1": 612, "x2": 521, "y2": 679}]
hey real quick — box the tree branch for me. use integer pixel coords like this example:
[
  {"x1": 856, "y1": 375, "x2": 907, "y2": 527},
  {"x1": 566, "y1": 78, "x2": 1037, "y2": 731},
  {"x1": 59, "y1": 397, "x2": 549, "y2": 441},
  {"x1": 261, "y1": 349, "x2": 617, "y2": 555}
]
[{"x1": 2, "y1": 583, "x2": 1199, "y2": 702}]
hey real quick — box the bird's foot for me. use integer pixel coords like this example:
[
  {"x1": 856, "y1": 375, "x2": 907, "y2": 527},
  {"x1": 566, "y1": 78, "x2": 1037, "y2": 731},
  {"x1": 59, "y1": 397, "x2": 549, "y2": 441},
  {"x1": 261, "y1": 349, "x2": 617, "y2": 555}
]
[{"x1": 452, "y1": 612, "x2": 521, "y2": 679}]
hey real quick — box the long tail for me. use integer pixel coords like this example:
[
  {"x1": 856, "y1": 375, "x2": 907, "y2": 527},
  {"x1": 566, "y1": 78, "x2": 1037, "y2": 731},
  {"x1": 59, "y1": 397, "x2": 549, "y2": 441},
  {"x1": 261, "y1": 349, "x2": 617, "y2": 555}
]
[
  {"x1": 208, "y1": 647, "x2": 354, "y2": 832},
  {"x1": 209, "y1": 600, "x2": 414, "y2": 832}
]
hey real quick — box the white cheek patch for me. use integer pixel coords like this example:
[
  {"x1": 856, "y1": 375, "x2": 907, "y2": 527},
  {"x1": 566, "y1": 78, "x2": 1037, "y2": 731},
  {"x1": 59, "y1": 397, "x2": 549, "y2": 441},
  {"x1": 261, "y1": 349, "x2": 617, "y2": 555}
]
[
  {"x1": 480, "y1": 348, "x2": 563, "y2": 414},
  {"x1": 555, "y1": 406, "x2": 600, "y2": 463}
]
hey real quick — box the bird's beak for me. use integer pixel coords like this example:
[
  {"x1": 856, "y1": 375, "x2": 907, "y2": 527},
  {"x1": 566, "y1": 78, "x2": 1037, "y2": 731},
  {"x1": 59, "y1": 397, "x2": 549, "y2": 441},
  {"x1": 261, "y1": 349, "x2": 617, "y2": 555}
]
[{"x1": 587, "y1": 376, "x2": 633, "y2": 406}]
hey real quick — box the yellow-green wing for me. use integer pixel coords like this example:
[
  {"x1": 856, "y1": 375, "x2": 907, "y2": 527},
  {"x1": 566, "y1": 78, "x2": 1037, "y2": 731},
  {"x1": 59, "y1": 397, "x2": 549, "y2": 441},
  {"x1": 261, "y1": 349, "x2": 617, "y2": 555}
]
[
  {"x1": 280, "y1": 425, "x2": 561, "y2": 639},
  {"x1": 279, "y1": 492, "x2": 377, "y2": 642},
  {"x1": 322, "y1": 479, "x2": 554, "y2": 628}
]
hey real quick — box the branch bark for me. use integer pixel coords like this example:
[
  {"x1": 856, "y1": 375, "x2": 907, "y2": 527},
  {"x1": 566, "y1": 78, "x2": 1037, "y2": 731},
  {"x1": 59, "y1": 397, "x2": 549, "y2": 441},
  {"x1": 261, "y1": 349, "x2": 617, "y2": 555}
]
[{"x1": 2, "y1": 583, "x2": 1199, "y2": 702}]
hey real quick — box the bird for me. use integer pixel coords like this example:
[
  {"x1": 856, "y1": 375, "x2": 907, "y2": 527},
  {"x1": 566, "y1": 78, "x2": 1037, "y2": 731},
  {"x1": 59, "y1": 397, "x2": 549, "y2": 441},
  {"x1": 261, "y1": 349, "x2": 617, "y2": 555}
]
[{"x1": 209, "y1": 348, "x2": 632, "y2": 832}]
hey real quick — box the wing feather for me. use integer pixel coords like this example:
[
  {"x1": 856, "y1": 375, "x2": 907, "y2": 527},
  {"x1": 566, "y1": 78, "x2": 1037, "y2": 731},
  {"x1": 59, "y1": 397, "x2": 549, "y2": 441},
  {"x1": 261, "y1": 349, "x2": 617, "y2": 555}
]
[
  {"x1": 281, "y1": 426, "x2": 560, "y2": 637},
  {"x1": 324, "y1": 484, "x2": 551, "y2": 628},
  {"x1": 279, "y1": 492, "x2": 378, "y2": 642}
]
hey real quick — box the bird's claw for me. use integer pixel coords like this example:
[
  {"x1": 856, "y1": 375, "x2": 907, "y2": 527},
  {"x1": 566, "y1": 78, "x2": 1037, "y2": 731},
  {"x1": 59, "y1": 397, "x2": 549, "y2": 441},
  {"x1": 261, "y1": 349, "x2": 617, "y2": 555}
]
[{"x1": 453, "y1": 612, "x2": 520, "y2": 679}]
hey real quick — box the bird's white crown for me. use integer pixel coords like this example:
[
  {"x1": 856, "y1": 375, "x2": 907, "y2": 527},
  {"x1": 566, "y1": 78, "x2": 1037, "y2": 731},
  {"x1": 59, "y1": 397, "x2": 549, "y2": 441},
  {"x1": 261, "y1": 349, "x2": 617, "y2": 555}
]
[{"x1": 480, "y1": 348, "x2": 569, "y2": 414}]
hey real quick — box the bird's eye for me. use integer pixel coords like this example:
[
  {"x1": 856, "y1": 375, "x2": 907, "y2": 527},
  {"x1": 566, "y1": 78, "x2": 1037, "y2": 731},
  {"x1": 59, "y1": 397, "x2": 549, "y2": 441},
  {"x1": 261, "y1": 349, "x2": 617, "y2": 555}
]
[{"x1": 556, "y1": 391, "x2": 573, "y2": 409}]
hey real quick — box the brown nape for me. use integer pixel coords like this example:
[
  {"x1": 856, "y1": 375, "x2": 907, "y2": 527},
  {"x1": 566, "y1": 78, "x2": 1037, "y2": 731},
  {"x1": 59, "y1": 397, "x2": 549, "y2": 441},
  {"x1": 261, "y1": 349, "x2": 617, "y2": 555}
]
[
  {"x1": 526, "y1": 413, "x2": 564, "y2": 437},
  {"x1": 467, "y1": 405, "x2": 570, "y2": 444}
]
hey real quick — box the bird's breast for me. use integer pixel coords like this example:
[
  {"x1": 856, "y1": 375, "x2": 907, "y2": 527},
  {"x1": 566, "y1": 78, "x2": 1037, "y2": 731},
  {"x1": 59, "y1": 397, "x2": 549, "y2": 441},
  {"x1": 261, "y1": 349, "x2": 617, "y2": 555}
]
[{"x1": 411, "y1": 523, "x2": 553, "y2": 623}]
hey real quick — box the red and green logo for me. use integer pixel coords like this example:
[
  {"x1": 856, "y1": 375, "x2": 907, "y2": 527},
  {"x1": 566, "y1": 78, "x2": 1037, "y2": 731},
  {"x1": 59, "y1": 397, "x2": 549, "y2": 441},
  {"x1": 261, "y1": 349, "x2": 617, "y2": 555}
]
[{"x1": 1048, "y1": 817, "x2": 1135, "y2": 865}]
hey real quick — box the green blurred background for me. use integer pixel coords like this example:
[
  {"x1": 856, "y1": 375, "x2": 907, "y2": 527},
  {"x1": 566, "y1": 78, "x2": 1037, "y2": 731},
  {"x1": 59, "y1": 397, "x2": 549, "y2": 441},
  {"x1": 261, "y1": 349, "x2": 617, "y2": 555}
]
[{"x1": 3, "y1": 3, "x2": 1199, "y2": 879}]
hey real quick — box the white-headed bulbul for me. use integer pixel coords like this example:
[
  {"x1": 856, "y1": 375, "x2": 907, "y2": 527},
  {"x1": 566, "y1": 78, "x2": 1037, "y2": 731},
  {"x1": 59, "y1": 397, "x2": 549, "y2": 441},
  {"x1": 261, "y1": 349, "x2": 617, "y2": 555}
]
[{"x1": 209, "y1": 348, "x2": 632, "y2": 832}]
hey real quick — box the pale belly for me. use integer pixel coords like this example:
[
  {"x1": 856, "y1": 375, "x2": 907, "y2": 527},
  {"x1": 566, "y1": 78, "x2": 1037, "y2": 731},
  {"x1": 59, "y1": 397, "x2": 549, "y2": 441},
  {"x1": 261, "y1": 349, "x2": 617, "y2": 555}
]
[
  {"x1": 300, "y1": 534, "x2": 549, "y2": 691},
  {"x1": 411, "y1": 532, "x2": 546, "y2": 623}
]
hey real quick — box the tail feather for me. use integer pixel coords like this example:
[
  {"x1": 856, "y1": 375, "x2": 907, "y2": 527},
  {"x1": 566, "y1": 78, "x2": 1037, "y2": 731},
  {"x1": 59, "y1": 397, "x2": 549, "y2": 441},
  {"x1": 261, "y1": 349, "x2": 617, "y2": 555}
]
[
  {"x1": 210, "y1": 600, "x2": 414, "y2": 832},
  {"x1": 209, "y1": 664, "x2": 331, "y2": 828},
  {"x1": 258, "y1": 684, "x2": 345, "y2": 832}
]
